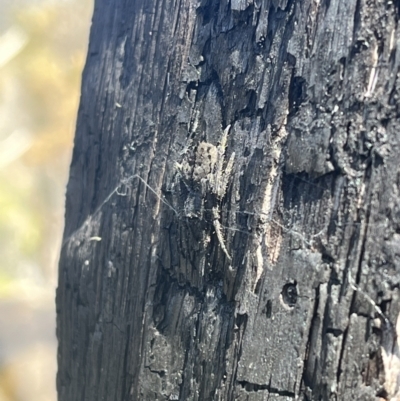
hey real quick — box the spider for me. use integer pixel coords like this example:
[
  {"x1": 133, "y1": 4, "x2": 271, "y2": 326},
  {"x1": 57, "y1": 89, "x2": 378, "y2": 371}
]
[{"x1": 175, "y1": 125, "x2": 235, "y2": 260}]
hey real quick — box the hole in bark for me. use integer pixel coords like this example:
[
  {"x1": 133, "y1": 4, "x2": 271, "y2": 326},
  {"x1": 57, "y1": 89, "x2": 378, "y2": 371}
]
[
  {"x1": 235, "y1": 313, "x2": 247, "y2": 329},
  {"x1": 321, "y1": 252, "x2": 335, "y2": 265},
  {"x1": 286, "y1": 52, "x2": 296, "y2": 67},
  {"x1": 254, "y1": 277, "x2": 262, "y2": 294},
  {"x1": 198, "y1": 0, "x2": 220, "y2": 25},
  {"x1": 281, "y1": 282, "x2": 298, "y2": 307},
  {"x1": 326, "y1": 327, "x2": 343, "y2": 337},
  {"x1": 262, "y1": 300, "x2": 272, "y2": 318},
  {"x1": 288, "y1": 76, "x2": 306, "y2": 115}
]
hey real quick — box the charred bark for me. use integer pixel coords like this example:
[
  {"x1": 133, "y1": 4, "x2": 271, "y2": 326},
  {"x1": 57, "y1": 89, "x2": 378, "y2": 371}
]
[{"x1": 57, "y1": 0, "x2": 400, "y2": 400}]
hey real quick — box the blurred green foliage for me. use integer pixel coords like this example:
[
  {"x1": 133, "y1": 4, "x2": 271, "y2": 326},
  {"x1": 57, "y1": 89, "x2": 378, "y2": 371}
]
[
  {"x1": 0, "y1": 2, "x2": 92, "y2": 399},
  {"x1": 0, "y1": 0, "x2": 92, "y2": 300}
]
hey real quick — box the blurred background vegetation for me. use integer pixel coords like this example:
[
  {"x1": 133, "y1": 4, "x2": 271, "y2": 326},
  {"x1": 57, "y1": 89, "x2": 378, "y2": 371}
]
[{"x1": 0, "y1": 0, "x2": 92, "y2": 400}]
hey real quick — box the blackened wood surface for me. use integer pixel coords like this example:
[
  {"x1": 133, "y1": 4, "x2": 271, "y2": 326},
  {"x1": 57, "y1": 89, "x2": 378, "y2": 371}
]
[{"x1": 57, "y1": 0, "x2": 400, "y2": 400}]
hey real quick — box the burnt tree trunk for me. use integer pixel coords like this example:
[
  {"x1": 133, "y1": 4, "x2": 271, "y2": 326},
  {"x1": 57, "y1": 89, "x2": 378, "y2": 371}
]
[{"x1": 57, "y1": 0, "x2": 400, "y2": 400}]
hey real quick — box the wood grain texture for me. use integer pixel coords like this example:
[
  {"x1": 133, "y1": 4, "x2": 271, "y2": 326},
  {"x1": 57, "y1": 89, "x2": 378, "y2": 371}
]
[{"x1": 57, "y1": 0, "x2": 400, "y2": 399}]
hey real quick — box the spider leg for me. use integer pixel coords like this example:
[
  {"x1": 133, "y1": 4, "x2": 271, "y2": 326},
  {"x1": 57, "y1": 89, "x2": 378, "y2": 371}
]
[{"x1": 212, "y1": 206, "x2": 232, "y2": 260}]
